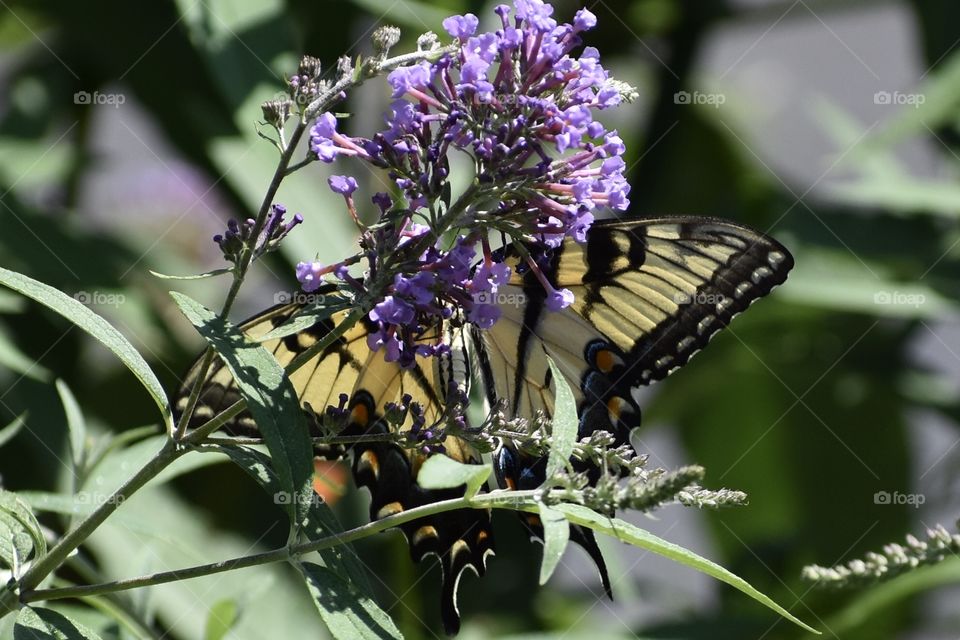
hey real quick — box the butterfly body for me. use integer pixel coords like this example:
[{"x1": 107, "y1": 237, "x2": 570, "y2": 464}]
[{"x1": 176, "y1": 216, "x2": 793, "y2": 634}]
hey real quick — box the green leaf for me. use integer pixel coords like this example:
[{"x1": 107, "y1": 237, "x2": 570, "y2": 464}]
[
  {"x1": 417, "y1": 454, "x2": 490, "y2": 500},
  {"x1": 0, "y1": 267, "x2": 172, "y2": 432},
  {"x1": 537, "y1": 503, "x2": 570, "y2": 585},
  {"x1": 0, "y1": 412, "x2": 26, "y2": 449},
  {"x1": 257, "y1": 299, "x2": 351, "y2": 342},
  {"x1": 297, "y1": 562, "x2": 403, "y2": 640},
  {"x1": 71, "y1": 458, "x2": 319, "y2": 636},
  {"x1": 14, "y1": 606, "x2": 104, "y2": 640},
  {"x1": 149, "y1": 268, "x2": 232, "y2": 281},
  {"x1": 545, "y1": 356, "x2": 577, "y2": 481},
  {"x1": 55, "y1": 380, "x2": 86, "y2": 475},
  {"x1": 552, "y1": 503, "x2": 819, "y2": 634},
  {"x1": 207, "y1": 443, "x2": 374, "y2": 595},
  {"x1": 170, "y1": 292, "x2": 314, "y2": 526},
  {"x1": 0, "y1": 489, "x2": 46, "y2": 574},
  {"x1": 0, "y1": 325, "x2": 51, "y2": 382},
  {"x1": 204, "y1": 599, "x2": 240, "y2": 640},
  {"x1": 0, "y1": 288, "x2": 25, "y2": 313},
  {"x1": 44, "y1": 603, "x2": 142, "y2": 640}
]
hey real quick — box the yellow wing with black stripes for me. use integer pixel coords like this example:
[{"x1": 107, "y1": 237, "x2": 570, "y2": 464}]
[
  {"x1": 479, "y1": 216, "x2": 794, "y2": 591},
  {"x1": 175, "y1": 297, "x2": 492, "y2": 635}
]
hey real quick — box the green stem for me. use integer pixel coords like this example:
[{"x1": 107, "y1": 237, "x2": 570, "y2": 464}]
[
  {"x1": 20, "y1": 489, "x2": 541, "y2": 603},
  {"x1": 174, "y1": 123, "x2": 308, "y2": 439},
  {"x1": 17, "y1": 439, "x2": 185, "y2": 593}
]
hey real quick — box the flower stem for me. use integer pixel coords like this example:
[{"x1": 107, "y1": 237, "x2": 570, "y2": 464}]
[
  {"x1": 174, "y1": 123, "x2": 309, "y2": 440},
  {"x1": 19, "y1": 489, "x2": 541, "y2": 604},
  {"x1": 17, "y1": 439, "x2": 185, "y2": 593}
]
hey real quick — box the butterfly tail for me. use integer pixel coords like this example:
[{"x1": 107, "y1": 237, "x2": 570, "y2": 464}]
[{"x1": 570, "y1": 524, "x2": 612, "y2": 598}]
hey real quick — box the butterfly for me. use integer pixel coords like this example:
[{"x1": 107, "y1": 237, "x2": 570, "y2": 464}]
[{"x1": 175, "y1": 215, "x2": 793, "y2": 634}]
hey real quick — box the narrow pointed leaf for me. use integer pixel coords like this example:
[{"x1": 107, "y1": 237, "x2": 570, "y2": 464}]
[
  {"x1": 538, "y1": 503, "x2": 570, "y2": 585},
  {"x1": 55, "y1": 380, "x2": 86, "y2": 474},
  {"x1": 553, "y1": 503, "x2": 819, "y2": 634},
  {"x1": 15, "y1": 607, "x2": 104, "y2": 640},
  {"x1": 0, "y1": 327, "x2": 51, "y2": 382},
  {"x1": 0, "y1": 413, "x2": 27, "y2": 449},
  {"x1": 204, "y1": 599, "x2": 240, "y2": 640},
  {"x1": 545, "y1": 356, "x2": 577, "y2": 480},
  {"x1": 257, "y1": 299, "x2": 351, "y2": 342},
  {"x1": 149, "y1": 268, "x2": 232, "y2": 281},
  {"x1": 297, "y1": 561, "x2": 403, "y2": 640},
  {"x1": 170, "y1": 292, "x2": 313, "y2": 526},
  {"x1": 0, "y1": 267, "x2": 172, "y2": 432}
]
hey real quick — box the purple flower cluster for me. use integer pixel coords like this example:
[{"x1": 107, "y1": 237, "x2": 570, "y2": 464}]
[
  {"x1": 215, "y1": 204, "x2": 302, "y2": 266},
  {"x1": 301, "y1": 0, "x2": 630, "y2": 367}
]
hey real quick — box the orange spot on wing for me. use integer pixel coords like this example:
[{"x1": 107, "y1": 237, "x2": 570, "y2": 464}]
[
  {"x1": 376, "y1": 501, "x2": 404, "y2": 519},
  {"x1": 596, "y1": 349, "x2": 615, "y2": 373},
  {"x1": 358, "y1": 450, "x2": 379, "y2": 479},
  {"x1": 413, "y1": 525, "x2": 438, "y2": 546},
  {"x1": 607, "y1": 397, "x2": 622, "y2": 421},
  {"x1": 351, "y1": 403, "x2": 369, "y2": 426}
]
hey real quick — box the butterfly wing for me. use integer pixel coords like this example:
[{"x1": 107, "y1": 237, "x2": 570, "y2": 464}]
[
  {"x1": 175, "y1": 295, "x2": 493, "y2": 635},
  {"x1": 477, "y1": 216, "x2": 794, "y2": 589}
]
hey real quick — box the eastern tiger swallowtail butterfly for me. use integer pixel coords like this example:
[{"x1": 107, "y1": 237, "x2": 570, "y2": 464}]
[{"x1": 175, "y1": 215, "x2": 793, "y2": 634}]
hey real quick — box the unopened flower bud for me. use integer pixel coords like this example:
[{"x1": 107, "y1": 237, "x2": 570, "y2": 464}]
[
  {"x1": 298, "y1": 55, "x2": 322, "y2": 80},
  {"x1": 337, "y1": 55, "x2": 353, "y2": 78},
  {"x1": 372, "y1": 25, "x2": 401, "y2": 58},
  {"x1": 417, "y1": 31, "x2": 439, "y2": 52},
  {"x1": 261, "y1": 98, "x2": 291, "y2": 127}
]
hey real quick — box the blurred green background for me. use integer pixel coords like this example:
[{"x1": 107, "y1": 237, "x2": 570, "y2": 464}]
[{"x1": 2, "y1": 0, "x2": 960, "y2": 638}]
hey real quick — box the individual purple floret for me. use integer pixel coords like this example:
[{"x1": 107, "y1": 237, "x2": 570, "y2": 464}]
[{"x1": 328, "y1": 175, "x2": 358, "y2": 195}]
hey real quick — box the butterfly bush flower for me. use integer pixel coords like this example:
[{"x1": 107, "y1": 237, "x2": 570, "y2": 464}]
[
  {"x1": 301, "y1": 0, "x2": 632, "y2": 367},
  {"x1": 215, "y1": 204, "x2": 302, "y2": 267}
]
